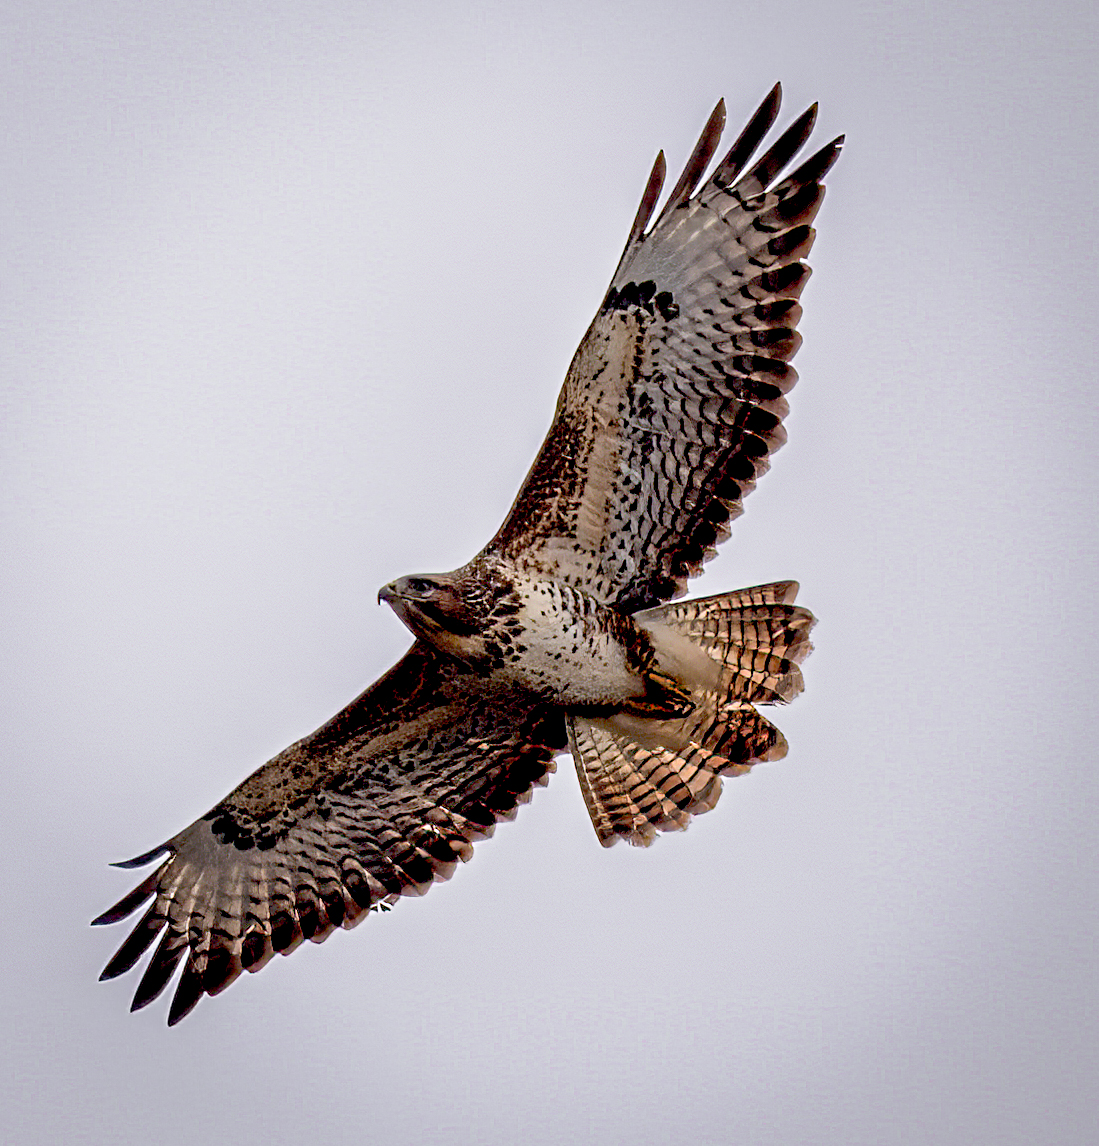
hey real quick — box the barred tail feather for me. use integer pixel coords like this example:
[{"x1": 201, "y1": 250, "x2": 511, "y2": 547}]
[
  {"x1": 569, "y1": 582, "x2": 814, "y2": 847},
  {"x1": 567, "y1": 715, "x2": 723, "y2": 847},
  {"x1": 639, "y1": 581, "x2": 815, "y2": 706}
]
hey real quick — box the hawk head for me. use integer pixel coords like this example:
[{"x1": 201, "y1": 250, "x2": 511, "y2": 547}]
[{"x1": 379, "y1": 572, "x2": 486, "y2": 664}]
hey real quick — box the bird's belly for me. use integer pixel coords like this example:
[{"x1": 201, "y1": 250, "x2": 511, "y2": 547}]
[{"x1": 510, "y1": 630, "x2": 641, "y2": 706}]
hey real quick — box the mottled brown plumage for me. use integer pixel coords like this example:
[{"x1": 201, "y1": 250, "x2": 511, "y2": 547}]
[{"x1": 95, "y1": 85, "x2": 840, "y2": 1024}]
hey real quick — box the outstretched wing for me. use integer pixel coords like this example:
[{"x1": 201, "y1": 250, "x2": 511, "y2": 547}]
[
  {"x1": 93, "y1": 645, "x2": 564, "y2": 1024},
  {"x1": 486, "y1": 86, "x2": 842, "y2": 613}
]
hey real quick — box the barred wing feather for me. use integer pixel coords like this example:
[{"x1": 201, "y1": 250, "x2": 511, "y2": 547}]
[
  {"x1": 487, "y1": 85, "x2": 842, "y2": 612},
  {"x1": 93, "y1": 644, "x2": 563, "y2": 1025}
]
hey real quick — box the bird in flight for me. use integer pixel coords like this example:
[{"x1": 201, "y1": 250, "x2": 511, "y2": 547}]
[{"x1": 94, "y1": 84, "x2": 842, "y2": 1024}]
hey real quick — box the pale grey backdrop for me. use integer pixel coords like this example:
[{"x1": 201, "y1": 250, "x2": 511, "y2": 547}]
[{"x1": 4, "y1": 2, "x2": 1097, "y2": 1144}]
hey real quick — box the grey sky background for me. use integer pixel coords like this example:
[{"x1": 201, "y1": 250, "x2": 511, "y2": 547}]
[{"x1": 4, "y1": 2, "x2": 1098, "y2": 1143}]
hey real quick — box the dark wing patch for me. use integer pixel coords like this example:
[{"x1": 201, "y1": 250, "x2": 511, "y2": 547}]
[
  {"x1": 93, "y1": 644, "x2": 563, "y2": 1024},
  {"x1": 487, "y1": 85, "x2": 842, "y2": 612}
]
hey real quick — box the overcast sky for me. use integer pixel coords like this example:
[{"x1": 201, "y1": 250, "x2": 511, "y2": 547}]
[{"x1": 4, "y1": 2, "x2": 1098, "y2": 1144}]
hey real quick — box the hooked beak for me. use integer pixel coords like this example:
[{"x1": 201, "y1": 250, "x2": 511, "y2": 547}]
[{"x1": 378, "y1": 582, "x2": 397, "y2": 606}]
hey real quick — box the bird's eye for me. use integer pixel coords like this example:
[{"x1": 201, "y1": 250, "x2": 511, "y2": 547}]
[{"x1": 407, "y1": 577, "x2": 433, "y2": 594}]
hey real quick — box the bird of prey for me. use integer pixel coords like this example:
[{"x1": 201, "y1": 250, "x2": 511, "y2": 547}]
[{"x1": 94, "y1": 85, "x2": 842, "y2": 1024}]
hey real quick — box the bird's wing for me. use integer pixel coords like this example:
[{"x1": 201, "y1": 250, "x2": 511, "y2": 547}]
[
  {"x1": 93, "y1": 643, "x2": 564, "y2": 1024},
  {"x1": 485, "y1": 86, "x2": 842, "y2": 613}
]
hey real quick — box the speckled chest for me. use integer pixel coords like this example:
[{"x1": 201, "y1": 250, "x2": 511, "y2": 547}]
[{"x1": 482, "y1": 574, "x2": 649, "y2": 707}]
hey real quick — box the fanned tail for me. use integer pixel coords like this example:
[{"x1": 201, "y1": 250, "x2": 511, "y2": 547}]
[{"x1": 569, "y1": 582, "x2": 814, "y2": 847}]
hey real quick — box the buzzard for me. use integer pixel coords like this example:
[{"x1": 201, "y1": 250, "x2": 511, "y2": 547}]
[{"x1": 95, "y1": 85, "x2": 841, "y2": 1024}]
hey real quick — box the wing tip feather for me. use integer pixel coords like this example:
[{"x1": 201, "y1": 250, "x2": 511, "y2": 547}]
[
  {"x1": 622, "y1": 149, "x2": 667, "y2": 253},
  {"x1": 110, "y1": 843, "x2": 171, "y2": 869},
  {"x1": 655, "y1": 98, "x2": 728, "y2": 225},
  {"x1": 91, "y1": 866, "x2": 164, "y2": 926}
]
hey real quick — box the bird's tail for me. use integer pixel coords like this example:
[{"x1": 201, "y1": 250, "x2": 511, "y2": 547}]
[{"x1": 567, "y1": 581, "x2": 815, "y2": 847}]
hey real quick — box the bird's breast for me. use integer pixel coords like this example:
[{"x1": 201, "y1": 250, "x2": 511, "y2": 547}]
[{"x1": 482, "y1": 577, "x2": 646, "y2": 707}]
